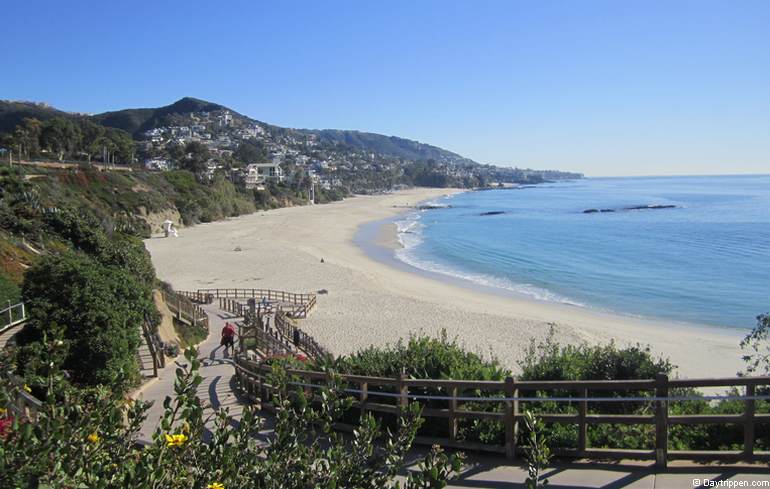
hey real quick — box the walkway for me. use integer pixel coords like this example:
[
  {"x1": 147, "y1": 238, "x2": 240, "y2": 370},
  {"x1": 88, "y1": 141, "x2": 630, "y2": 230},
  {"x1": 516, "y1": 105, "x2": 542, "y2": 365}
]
[
  {"x1": 134, "y1": 302, "x2": 248, "y2": 440},
  {"x1": 133, "y1": 303, "x2": 768, "y2": 487}
]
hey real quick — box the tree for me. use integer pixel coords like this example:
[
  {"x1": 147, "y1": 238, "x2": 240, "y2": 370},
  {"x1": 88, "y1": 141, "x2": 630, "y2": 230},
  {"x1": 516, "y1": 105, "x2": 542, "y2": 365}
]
[
  {"x1": 179, "y1": 141, "x2": 210, "y2": 174},
  {"x1": 17, "y1": 251, "x2": 152, "y2": 392},
  {"x1": 234, "y1": 139, "x2": 268, "y2": 163},
  {"x1": 740, "y1": 313, "x2": 770, "y2": 375},
  {"x1": 12, "y1": 118, "x2": 42, "y2": 158},
  {"x1": 40, "y1": 117, "x2": 81, "y2": 160}
]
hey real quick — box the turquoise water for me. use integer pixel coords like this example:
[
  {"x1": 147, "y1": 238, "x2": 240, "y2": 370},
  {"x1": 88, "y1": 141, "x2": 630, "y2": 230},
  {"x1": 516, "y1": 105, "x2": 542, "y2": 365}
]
[{"x1": 395, "y1": 175, "x2": 770, "y2": 330}]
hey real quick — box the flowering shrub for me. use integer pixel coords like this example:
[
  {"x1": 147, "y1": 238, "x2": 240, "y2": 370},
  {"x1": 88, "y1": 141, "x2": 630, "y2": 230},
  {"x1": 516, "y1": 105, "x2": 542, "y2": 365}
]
[{"x1": 0, "y1": 346, "x2": 463, "y2": 488}]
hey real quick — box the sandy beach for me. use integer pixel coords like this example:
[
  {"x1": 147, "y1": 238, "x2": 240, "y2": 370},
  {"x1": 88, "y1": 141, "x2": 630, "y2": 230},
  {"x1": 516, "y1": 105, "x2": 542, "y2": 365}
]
[{"x1": 145, "y1": 188, "x2": 747, "y2": 379}]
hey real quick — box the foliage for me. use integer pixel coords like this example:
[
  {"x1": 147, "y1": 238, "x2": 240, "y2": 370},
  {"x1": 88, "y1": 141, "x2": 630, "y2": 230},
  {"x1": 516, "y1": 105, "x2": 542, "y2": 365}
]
[
  {"x1": 741, "y1": 313, "x2": 770, "y2": 375},
  {"x1": 178, "y1": 141, "x2": 210, "y2": 175},
  {"x1": 329, "y1": 330, "x2": 508, "y2": 381},
  {"x1": 522, "y1": 411, "x2": 551, "y2": 489},
  {"x1": 519, "y1": 329, "x2": 675, "y2": 384},
  {"x1": 315, "y1": 332, "x2": 510, "y2": 443},
  {"x1": 4, "y1": 116, "x2": 135, "y2": 164},
  {"x1": 155, "y1": 171, "x2": 255, "y2": 225},
  {"x1": 16, "y1": 251, "x2": 153, "y2": 394},
  {"x1": 234, "y1": 139, "x2": 268, "y2": 163},
  {"x1": 0, "y1": 271, "x2": 20, "y2": 304},
  {"x1": 0, "y1": 346, "x2": 463, "y2": 488}
]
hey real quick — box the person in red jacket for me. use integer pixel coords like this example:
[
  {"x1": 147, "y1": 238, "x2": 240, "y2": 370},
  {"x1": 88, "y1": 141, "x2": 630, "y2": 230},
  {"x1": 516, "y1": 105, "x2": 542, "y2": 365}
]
[{"x1": 221, "y1": 322, "x2": 236, "y2": 356}]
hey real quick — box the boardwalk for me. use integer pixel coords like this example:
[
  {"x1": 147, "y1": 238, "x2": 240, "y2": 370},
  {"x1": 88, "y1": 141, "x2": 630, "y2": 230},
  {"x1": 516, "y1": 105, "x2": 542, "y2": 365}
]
[{"x1": 129, "y1": 299, "x2": 768, "y2": 487}]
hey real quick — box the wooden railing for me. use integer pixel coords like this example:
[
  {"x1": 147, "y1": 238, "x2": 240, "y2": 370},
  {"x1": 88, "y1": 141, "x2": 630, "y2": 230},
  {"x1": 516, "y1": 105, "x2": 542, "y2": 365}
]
[
  {"x1": 0, "y1": 302, "x2": 26, "y2": 333},
  {"x1": 140, "y1": 316, "x2": 165, "y2": 378},
  {"x1": 161, "y1": 289, "x2": 209, "y2": 330},
  {"x1": 237, "y1": 315, "x2": 295, "y2": 358},
  {"x1": 274, "y1": 311, "x2": 327, "y2": 359},
  {"x1": 196, "y1": 288, "x2": 316, "y2": 317},
  {"x1": 233, "y1": 357, "x2": 770, "y2": 467},
  {"x1": 7, "y1": 374, "x2": 43, "y2": 422},
  {"x1": 177, "y1": 290, "x2": 214, "y2": 304}
]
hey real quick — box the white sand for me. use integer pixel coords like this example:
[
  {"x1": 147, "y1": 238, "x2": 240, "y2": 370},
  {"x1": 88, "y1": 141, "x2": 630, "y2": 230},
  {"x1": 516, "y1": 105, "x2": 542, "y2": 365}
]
[{"x1": 144, "y1": 188, "x2": 747, "y2": 379}]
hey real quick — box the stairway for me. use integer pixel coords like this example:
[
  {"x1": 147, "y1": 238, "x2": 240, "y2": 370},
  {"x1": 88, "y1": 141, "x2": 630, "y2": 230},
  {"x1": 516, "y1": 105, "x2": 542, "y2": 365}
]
[{"x1": 136, "y1": 330, "x2": 158, "y2": 378}]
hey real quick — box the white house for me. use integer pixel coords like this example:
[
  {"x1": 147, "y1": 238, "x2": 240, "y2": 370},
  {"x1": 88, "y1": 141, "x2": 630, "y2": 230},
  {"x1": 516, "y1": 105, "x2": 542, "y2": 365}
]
[
  {"x1": 145, "y1": 158, "x2": 172, "y2": 171},
  {"x1": 243, "y1": 163, "x2": 284, "y2": 189}
]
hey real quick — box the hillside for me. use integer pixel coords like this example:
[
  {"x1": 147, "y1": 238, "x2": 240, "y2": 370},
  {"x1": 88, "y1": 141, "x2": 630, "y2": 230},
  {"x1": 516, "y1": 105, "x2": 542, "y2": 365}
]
[
  {"x1": 0, "y1": 100, "x2": 76, "y2": 133},
  {"x1": 0, "y1": 97, "x2": 583, "y2": 194},
  {"x1": 299, "y1": 128, "x2": 474, "y2": 165},
  {"x1": 92, "y1": 97, "x2": 228, "y2": 136}
]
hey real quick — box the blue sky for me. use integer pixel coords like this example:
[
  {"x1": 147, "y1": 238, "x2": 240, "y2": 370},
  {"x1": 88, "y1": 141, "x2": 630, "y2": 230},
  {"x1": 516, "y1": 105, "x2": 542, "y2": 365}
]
[{"x1": 2, "y1": 0, "x2": 769, "y2": 176}]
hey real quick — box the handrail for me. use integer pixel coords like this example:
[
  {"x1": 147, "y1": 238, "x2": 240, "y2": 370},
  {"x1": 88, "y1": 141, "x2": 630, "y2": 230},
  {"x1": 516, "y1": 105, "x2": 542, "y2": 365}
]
[
  {"x1": 140, "y1": 316, "x2": 165, "y2": 377},
  {"x1": 274, "y1": 310, "x2": 327, "y2": 359},
  {"x1": 195, "y1": 288, "x2": 316, "y2": 317},
  {"x1": 161, "y1": 289, "x2": 209, "y2": 330},
  {"x1": 0, "y1": 302, "x2": 27, "y2": 334},
  {"x1": 233, "y1": 356, "x2": 770, "y2": 466},
  {"x1": 7, "y1": 374, "x2": 43, "y2": 421}
]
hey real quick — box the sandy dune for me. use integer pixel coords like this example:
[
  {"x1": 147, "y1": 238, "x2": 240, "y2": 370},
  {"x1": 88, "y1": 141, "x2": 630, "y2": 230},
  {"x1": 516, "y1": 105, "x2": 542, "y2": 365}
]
[{"x1": 145, "y1": 188, "x2": 747, "y2": 379}]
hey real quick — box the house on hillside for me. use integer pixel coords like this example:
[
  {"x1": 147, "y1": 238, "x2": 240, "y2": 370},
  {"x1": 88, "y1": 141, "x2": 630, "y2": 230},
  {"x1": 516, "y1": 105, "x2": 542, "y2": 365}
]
[
  {"x1": 242, "y1": 163, "x2": 284, "y2": 189},
  {"x1": 145, "y1": 158, "x2": 172, "y2": 171}
]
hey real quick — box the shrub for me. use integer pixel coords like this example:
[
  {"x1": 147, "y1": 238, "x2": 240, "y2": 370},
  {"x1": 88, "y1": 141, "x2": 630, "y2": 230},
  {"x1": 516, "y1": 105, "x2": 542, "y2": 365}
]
[
  {"x1": 0, "y1": 271, "x2": 20, "y2": 304},
  {"x1": 17, "y1": 251, "x2": 153, "y2": 393},
  {"x1": 0, "y1": 346, "x2": 463, "y2": 488}
]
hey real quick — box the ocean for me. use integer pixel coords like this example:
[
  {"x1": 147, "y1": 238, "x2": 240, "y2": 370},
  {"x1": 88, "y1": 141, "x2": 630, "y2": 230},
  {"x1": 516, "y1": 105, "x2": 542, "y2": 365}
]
[{"x1": 393, "y1": 175, "x2": 770, "y2": 330}]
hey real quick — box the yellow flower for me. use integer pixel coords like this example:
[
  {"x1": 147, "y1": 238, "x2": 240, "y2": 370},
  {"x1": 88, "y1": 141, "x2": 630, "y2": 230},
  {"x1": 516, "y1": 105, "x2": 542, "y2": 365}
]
[
  {"x1": 0, "y1": 407, "x2": 6, "y2": 416},
  {"x1": 164, "y1": 433, "x2": 188, "y2": 447},
  {"x1": 207, "y1": 483, "x2": 224, "y2": 489},
  {"x1": 87, "y1": 432, "x2": 101, "y2": 443},
  {"x1": 23, "y1": 384, "x2": 32, "y2": 393}
]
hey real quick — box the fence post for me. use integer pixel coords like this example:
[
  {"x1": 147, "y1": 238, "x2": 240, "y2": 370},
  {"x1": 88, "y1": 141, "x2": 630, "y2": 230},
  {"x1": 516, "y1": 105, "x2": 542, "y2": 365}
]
[
  {"x1": 449, "y1": 385, "x2": 458, "y2": 442},
  {"x1": 360, "y1": 381, "x2": 368, "y2": 416},
  {"x1": 655, "y1": 373, "x2": 669, "y2": 469},
  {"x1": 578, "y1": 387, "x2": 588, "y2": 454},
  {"x1": 398, "y1": 373, "x2": 408, "y2": 413},
  {"x1": 744, "y1": 383, "x2": 755, "y2": 460},
  {"x1": 504, "y1": 376, "x2": 516, "y2": 459}
]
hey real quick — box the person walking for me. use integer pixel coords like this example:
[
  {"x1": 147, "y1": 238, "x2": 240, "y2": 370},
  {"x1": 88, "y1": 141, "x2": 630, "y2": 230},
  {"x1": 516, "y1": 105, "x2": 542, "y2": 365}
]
[{"x1": 221, "y1": 322, "x2": 236, "y2": 356}]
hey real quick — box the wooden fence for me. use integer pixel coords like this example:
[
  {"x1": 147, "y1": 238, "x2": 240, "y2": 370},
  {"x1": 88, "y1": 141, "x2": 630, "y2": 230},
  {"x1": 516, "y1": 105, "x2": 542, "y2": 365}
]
[
  {"x1": 237, "y1": 315, "x2": 296, "y2": 358},
  {"x1": 196, "y1": 288, "x2": 316, "y2": 317},
  {"x1": 217, "y1": 296, "x2": 324, "y2": 360},
  {"x1": 274, "y1": 311, "x2": 328, "y2": 359},
  {"x1": 140, "y1": 316, "x2": 166, "y2": 378},
  {"x1": 7, "y1": 374, "x2": 43, "y2": 422},
  {"x1": 233, "y1": 357, "x2": 770, "y2": 467},
  {"x1": 161, "y1": 289, "x2": 209, "y2": 330}
]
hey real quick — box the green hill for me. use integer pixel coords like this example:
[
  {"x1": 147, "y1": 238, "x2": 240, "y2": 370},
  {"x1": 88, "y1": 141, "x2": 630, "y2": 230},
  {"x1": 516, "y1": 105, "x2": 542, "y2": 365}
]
[
  {"x1": 0, "y1": 100, "x2": 77, "y2": 133},
  {"x1": 92, "y1": 97, "x2": 227, "y2": 136}
]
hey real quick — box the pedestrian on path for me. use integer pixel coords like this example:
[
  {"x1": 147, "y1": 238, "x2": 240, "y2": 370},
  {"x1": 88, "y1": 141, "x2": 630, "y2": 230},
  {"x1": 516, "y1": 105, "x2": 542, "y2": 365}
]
[{"x1": 221, "y1": 322, "x2": 236, "y2": 356}]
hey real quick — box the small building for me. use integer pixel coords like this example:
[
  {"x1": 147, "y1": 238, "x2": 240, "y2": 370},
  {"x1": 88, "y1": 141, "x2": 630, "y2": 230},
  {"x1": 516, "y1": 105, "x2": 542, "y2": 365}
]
[
  {"x1": 243, "y1": 163, "x2": 284, "y2": 189},
  {"x1": 145, "y1": 158, "x2": 172, "y2": 171}
]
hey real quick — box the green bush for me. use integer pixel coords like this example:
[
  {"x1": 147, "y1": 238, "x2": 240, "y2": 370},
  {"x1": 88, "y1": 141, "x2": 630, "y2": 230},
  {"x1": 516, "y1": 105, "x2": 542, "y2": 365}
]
[
  {"x1": 17, "y1": 251, "x2": 153, "y2": 393},
  {"x1": 317, "y1": 332, "x2": 510, "y2": 442},
  {"x1": 0, "y1": 346, "x2": 463, "y2": 488},
  {"x1": 0, "y1": 271, "x2": 20, "y2": 304}
]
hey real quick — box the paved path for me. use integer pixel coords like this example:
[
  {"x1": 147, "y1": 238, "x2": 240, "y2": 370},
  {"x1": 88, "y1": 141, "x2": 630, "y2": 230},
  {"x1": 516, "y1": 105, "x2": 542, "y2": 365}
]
[
  {"x1": 135, "y1": 302, "x2": 247, "y2": 440},
  {"x1": 133, "y1": 304, "x2": 768, "y2": 486}
]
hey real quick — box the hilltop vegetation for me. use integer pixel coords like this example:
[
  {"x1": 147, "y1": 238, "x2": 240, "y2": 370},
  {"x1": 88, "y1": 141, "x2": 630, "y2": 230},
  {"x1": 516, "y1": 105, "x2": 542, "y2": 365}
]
[{"x1": 1, "y1": 97, "x2": 583, "y2": 196}]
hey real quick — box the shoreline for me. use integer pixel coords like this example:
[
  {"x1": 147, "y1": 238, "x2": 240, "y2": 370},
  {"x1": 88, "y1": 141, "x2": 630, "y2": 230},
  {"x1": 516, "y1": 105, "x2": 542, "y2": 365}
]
[{"x1": 145, "y1": 188, "x2": 747, "y2": 379}]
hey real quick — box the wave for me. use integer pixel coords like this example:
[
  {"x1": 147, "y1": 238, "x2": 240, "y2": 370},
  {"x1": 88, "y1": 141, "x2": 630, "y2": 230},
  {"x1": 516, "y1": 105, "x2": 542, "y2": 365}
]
[{"x1": 393, "y1": 211, "x2": 586, "y2": 307}]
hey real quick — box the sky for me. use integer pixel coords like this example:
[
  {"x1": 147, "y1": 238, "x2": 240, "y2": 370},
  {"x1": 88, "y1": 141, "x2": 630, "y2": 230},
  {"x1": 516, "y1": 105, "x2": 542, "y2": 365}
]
[{"x1": 2, "y1": 0, "x2": 769, "y2": 177}]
